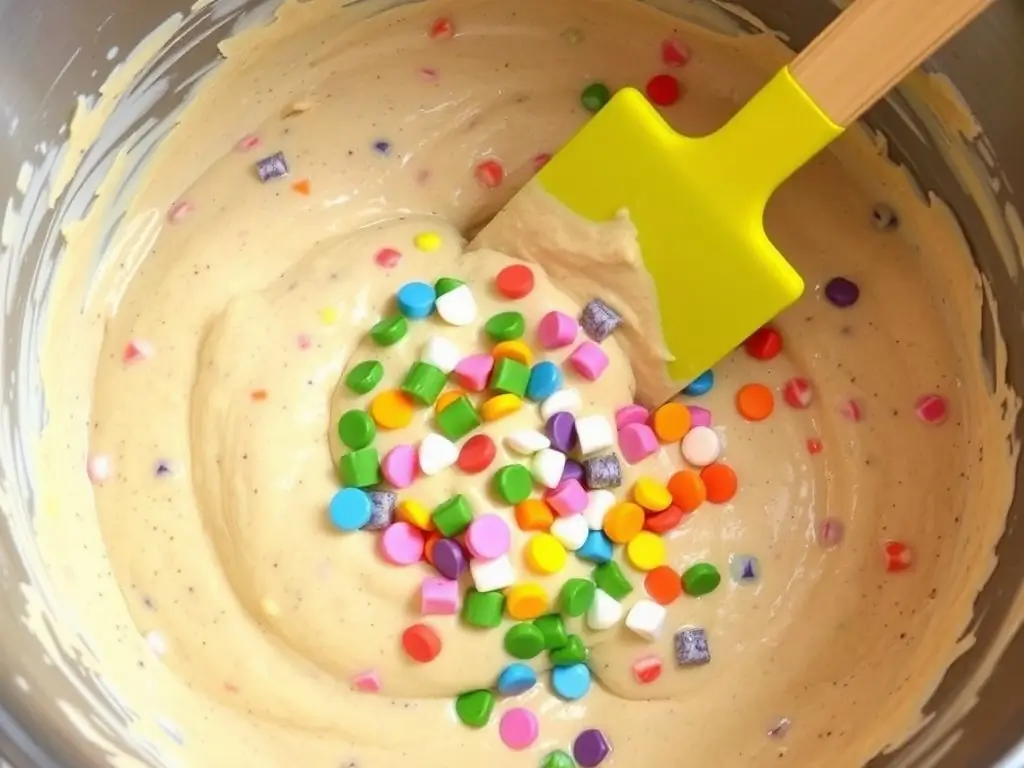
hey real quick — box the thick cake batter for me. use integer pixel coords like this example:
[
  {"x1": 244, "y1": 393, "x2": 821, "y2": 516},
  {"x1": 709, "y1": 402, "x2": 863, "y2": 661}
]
[{"x1": 33, "y1": 0, "x2": 1016, "y2": 766}]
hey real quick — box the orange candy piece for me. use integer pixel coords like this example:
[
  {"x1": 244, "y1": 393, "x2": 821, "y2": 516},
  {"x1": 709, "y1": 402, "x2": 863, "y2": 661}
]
[
  {"x1": 603, "y1": 501, "x2": 645, "y2": 543},
  {"x1": 701, "y1": 462, "x2": 738, "y2": 503},
  {"x1": 645, "y1": 565, "x2": 683, "y2": 605},
  {"x1": 736, "y1": 383, "x2": 775, "y2": 421},
  {"x1": 492, "y1": 340, "x2": 533, "y2": 366},
  {"x1": 370, "y1": 389, "x2": 415, "y2": 429},
  {"x1": 651, "y1": 402, "x2": 691, "y2": 442},
  {"x1": 667, "y1": 469, "x2": 706, "y2": 512},
  {"x1": 435, "y1": 389, "x2": 466, "y2": 414},
  {"x1": 515, "y1": 499, "x2": 555, "y2": 531}
]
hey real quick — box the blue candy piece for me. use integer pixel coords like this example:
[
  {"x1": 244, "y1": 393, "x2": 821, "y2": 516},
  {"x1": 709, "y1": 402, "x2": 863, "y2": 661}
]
[
  {"x1": 551, "y1": 662, "x2": 591, "y2": 701},
  {"x1": 328, "y1": 488, "x2": 372, "y2": 531},
  {"x1": 396, "y1": 281, "x2": 436, "y2": 319},
  {"x1": 497, "y1": 662, "x2": 537, "y2": 696},
  {"x1": 683, "y1": 369, "x2": 714, "y2": 396},
  {"x1": 576, "y1": 530, "x2": 613, "y2": 564},
  {"x1": 526, "y1": 361, "x2": 563, "y2": 402}
]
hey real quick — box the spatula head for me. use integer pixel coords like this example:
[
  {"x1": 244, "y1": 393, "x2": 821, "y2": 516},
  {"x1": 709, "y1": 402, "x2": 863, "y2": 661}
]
[{"x1": 536, "y1": 86, "x2": 803, "y2": 385}]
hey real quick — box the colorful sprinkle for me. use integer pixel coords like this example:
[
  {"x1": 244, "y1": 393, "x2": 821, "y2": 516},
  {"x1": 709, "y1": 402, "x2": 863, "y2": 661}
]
[
  {"x1": 744, "y1": 325, "x2": 782, "y2": 360},
  {"x1": 680, "y1": 426, "x2": 721, "y2": 467},
  {"x1": 615, "y1": 404, "x2": 649, "y2": 430},
  {"x1": 374, "y1": 247, "x2": 402, "y2": 268},
  {"x1": 397, "y1": 281, "x2": 437, "y2": 319},
  {"x1": 474, "y1": 159, "x2": 505, "y2": 188},
  {"x1": 569, "y1": 341, "x2": 609, "y2": 381},
  {"x1": 414, "y1": 231, "x2": 443, "y2": 253},
  {"x1": 884, "y1": 541, "x2": 913, "y2": 572},
  {"x1": 583, "y1": 454, "x2": 622, "y2": 489},
  {"x1": 667, "y1": 469, "x2": 706, "y2": 512},
  {"x1": 661, "y1": 37, "x2": 691, "y2": 67},
  {"x1": 840, "y1": 398, "x2": 865, "y2": 421},
  {"x1": 532, "y1": 448, "x2": 567, "y2": 489},
  {"x1": 625, "y1": 530, "x2": 667, "y2": 571},
  {"x1": 736, "y1": 383, "x2": 775, "y2": 421},
  {"x1": 824, "y1": 276, "x2": 860, "y2": 307},
  {"x1": 370, "y1": 389, "x2": 414, "y2": 429},
  {"x1": 433, "y1": 539, "x2": 468, "y2": 581},
  {"x1": 646, "y1": 73, "x2": 681, "y2": 106},
  {"x1": 499, "y1": 708, "x2": 539, "y2": 750},
  {"x1": 524, "y1": 533, "x2": 568, "y2": 574},
  {"x1": 580, "y1": 82, "x2": 611, "y2": 113},
  {"x1": 290, "y1": 178, "x2": 311, "y2": 196},
  {"x1": 465, "y1": 514, "x2": 512, "y2": 560},
  {"x1": 807, "y1": 437, "x2": 823, "y2": 454},
  {"x1": 497, "y1": 663, "x2": 538, "y2": 696},
  {"x1": 515, "y1": 499, "x2": 555, "y2": 531},
  {"x1": 470, "y1": 554, "x2": 516, "y2": 592},
  {"x1": 457, "y1": 434, "x2": 496, "y2": 474},
  {"x1": 418, "y1": 433, "x2": 459, "y2": 476},
  {"x1": 625, "y1": 598, "x2": 667, "y2": 640},
  {"x1": 674, "y1": 626, "x2": 710, "y2": 666},
  {"x1": 525, "y1": 361, "x2": 563, "y2": 402},
  {"x1": 255, "y1": 151, "x2": 288, "y2": 182},
  {"x1": 729, "y1": 554, "x2": 761, "y2": 584},
  {"x1": 579, "y1": 298, "x2": 622, "y2": 341},
  {"x1": 632, "y1": 654, "x2": 663, "y2": 684},
  {"x1": 237, "y1": 134, "x2": 261, "y2": 151},
  {"x1": 504, "y1": 622, "x2": 546, "y2": 659},
  {"x1": 817, "y1": 517, "x2": 845, "y2": 549},
  {"x1": 428, "y1": 16, "x2": 454, "y2": 40},
  {"x1": 420, "y1": 576, "x2": 460, "y2": 615},
  {"x1": 551, "y1": 662, "x2": 591, "y2": 700},
  {"x1": 700, "y1": 462, "x2": 737, "y2": 503},
  {"x1": 619, "y1": 422, "x2": 659, "y2": 464},
  {"x1": 783, "y1": 377, "x2": 813, "y2": 408},
  {"x1": 683, "y1": 369, "x2": 714, "y2": 396},
  {"x1": 549, "y1": 513, "x2": 589, "y2": 551},
  {"x1": 586, "y1": 588, "x2": 622, "y2": 630},
  {"x1": 167, "y1": 200, "x2": 193, "y2": 223},
  {"x1": 455, "y1": 689, "x2": 495, "y2": 727},
  {"x1": 123, "y1": 339, "x2": 154, "y2": 364},
  {"x1": 645, "y1": 565, "x2": 683, "y2": 605},
  {"x1": 537, "y1": 311, "x2": 579, "y2": 349},
  {"x1": 402, "y1": 623, "x2": 442, "y2": 663},
  {"x1": 327, "y1": 488, "x2": 372, "y2": 531},
  {"x1": 351, "y1": 669, "x2": 382, "y2": 693},
  {"x1": 495, "y1": 264, "x2": 535, "y2": 299},
  {"x1": 573, "y1": 729, "x2": 612, "y2": 767},
  {"x1": 380, "y1": 522, "x2": 425, "y2": 565},
  {"x1": 915, "y1": 394, "x2": 948, "y2": 424},
  {"x1": 462, "y1": 588, "x2": 505, "y2": 628},
  {"x1": 506, "y1": 583, "x2": 549, "y2": 620}
]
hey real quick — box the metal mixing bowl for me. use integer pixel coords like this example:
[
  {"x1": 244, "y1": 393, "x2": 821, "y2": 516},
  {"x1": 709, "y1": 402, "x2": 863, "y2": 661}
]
[{"x1": 0, "y1": 0, "x2": 1021, "y2": 765}]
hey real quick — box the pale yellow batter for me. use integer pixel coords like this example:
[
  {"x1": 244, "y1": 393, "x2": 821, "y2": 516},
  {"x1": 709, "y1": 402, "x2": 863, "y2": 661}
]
[{"x1": 33, "y1": 0, "x2": 1017, "y2": 766}]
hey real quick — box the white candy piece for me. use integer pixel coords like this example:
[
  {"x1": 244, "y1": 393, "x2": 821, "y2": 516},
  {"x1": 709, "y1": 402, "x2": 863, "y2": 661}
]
[
  {"x1": 421, "y1": 335, "x2": 462, "y2": 374},
  {"x1": 624, "y1": 599, "x2": 667, "y2": 641},
  {"x1": 575, "y1": 414, "x2": 615, "y2": 456},
  {"x1": 418, "y1": 433, "x2": 458, "y2": 476},
  {"x1": 680, "y1": 426, "x2": 722, "y2": 467},
  {"x1": 435, "y1": 284, "x2": 478, "y2": 326},
  {"x1": 540, "y1": 388, "x2": 582, "y2": 420},
  {"x1": 505, "y1": 429, "x2": 551, "y2": 455},
  {"x1": 586, "y1": 588, "x2": 623, "y2": 631},
  {"x1": 469, "y1": 554, "x2": 515, "y2": 592},
  {"x1": 550, "y1": 513, "x2": 589, "y2": 551},
  {"x1": 584, "y1": 489, "x2": 616, "y2": 530},
  {"x1": 531, "y1": 448, "x2": 566, "y2": 489}
]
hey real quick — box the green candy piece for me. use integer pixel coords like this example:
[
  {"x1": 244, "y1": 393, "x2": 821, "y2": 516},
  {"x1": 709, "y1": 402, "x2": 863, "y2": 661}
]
[
  {"x1": 436, "y1": 395, "x2": 481, "y2": 441},
  {"x1": 484, "y1": 311, "x2": 525, "y2": 342},
  {"x1": 549, "y1": 634, "x2": 589, "y2": 666},
  {"x1": 492, "y1": 464, "x2": 533, "y2": 504},
  {"x1": 533, "y1": 614, "x2": 568, "y2": 650},
  {"x1": 504, "y1": 622, "x2": 546, "y2": 659},
  {"x1": 338, "y1": 446, "x2": 380, "y2": 488},
  {"x1": 434, "y1": 277, "x2": 464, "y2": 297},
  {"x1": 581, "y1": 82, "x2": 611, "y2": 113},
  {"x1": 455, "y1": 689, "x2": 495, "y2": 728},
  {"x1": 370, "y1": 315, "x2": 408, "y2": 346},
  {"x1": 344, "y1": 360, "x2": 383, "y2": 394},
  {"x1": 593, "y1": 561, "x2": 633, "y2": 601},
  {"x1": 682, "y1": 562, "x2": 722, "y2": 597},
  {"x1": 462, "y1": 588, "x2": 506, "y2": 628},
  {"x1": 489, "y1": 357, "x2": 530, "y2": 397},
  {"x1": 401, "y1": 361, "x2": 448, "y2": 405},
  {"x1": 337, "y1": 409, "x2": 376, "y2": 450},
  {"x1": 559, "y1": 578, "x2": 595, "y2": 617},
  {"x1": 541, "y1": 750, "x2": 577, "y2": 768},
  {"x1": 432, "y1": 495, "x2": 474, "y2": 537}
]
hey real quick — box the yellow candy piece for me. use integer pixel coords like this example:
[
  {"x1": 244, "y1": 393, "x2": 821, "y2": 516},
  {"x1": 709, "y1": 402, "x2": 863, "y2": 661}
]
[
  {"x1": 414, "y1": 231, "x2": 442, "y2": 252},
  {"x1": 492, "y1": 340, "x2": 533, "y2": 366},
  {"x1": 396, "y1": 499, "x2": 434, "y2": 532},
  {"x1": 319, "y1": 306, "x2": 339, "y2": 325},
  {"x1": 506, "y1": 583, "x2": 549, "y2": 620},
  {"x1": 435, "y1": 388, "x2": 466, "y2": 414},
  {"x1": 480, "y1": 393, "x2": 522, "y2": 422},
  {"x1": 626, "y1": 531, "x2": 667, "y2": 572},
  {"x1": 524, "y1": 533, "x2": 567, "y2": 575},
  {"x1": 633, "y1": 476, "x2": 672, "y2": 512}
]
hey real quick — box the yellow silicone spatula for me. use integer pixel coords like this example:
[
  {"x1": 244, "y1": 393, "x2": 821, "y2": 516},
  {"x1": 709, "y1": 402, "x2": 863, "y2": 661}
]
[{"x1": 479, "y1": 0, "x2": 994, "y2": 385}]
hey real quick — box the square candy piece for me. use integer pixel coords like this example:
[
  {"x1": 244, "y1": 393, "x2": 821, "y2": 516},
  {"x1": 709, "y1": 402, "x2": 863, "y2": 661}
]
[{"x1": 674, "y1": 626, "x2": 711, "y2": 666}]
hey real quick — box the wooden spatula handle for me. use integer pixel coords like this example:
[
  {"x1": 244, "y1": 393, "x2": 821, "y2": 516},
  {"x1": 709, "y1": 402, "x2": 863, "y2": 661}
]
[{"x1": 789, "y1": 0, "x2": 995, "y2": 127}]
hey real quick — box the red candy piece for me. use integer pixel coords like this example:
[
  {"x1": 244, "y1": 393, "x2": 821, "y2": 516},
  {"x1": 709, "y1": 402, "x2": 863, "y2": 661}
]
[
  {"x1": 783, "y1": 377, "x2": 813, "y2": 408},
  {"x1": 643, "y1": 504, "x2": 685, "y2": 533},
  {"x1": 744, "y1": 326, "x2": 782, "y2": 360},
  {"x1": 661, "y1": 37, "x2": 691, "y2": 67},
  {"x1": 428, "y1": 17, "x2": 454, "y2": 40},
  {"x1": 475, "y1": 159, "x2": 504, "y2": 189},
  {"x1": 806, "y1": 438, "x2": 823, "y2": 455},
  {"x1": 839, "y1": 399, "x2": 864, "y2": 422},
  {"x1": 458, "y1": 434, "x2": 496, "y2": 474},
  {"x1": 495, "y1": 264, "x2": 535, "y2": 300},
  {"x1": 915, "y1": 394, "x2": 948, "y2": 425},
  {"x1": 884, "y1": 541, "x2": 913, "y2": 573},
  {"x1": 402, "y1": 623, "x2": 442, "y2": 662},
  {"x1": 632, "y1": 654, "x2": 663, "y2": 684},
  {"x1": 645, "y1": 74, "x2": 681, "y2": 106},
  {"x1": 532, "y1": 152, "x2": 552, "y2": 170},
  {"x1": 374, "y1": 247, "x2": 402, "y2": 268}
]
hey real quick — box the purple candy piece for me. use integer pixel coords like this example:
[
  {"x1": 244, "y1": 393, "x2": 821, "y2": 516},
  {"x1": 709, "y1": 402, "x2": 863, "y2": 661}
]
[
  {"x1": 546, "y1": 412, "x2": 577, "y2": 453},
  {"x1": 674, "y1": 627, "x2": 711, "y2": 666},
  {"x1": 255, "y1": 151, "x2": 289, "y2": 182},
  {"x1": 561, "y1": 458, "x2": 585, "y2": 485},
  {"x1": 365, "y1": 490, "x2": 396, "y2": 531},
  {"x1": 573, "y1": 729, "x2": 611, "y2": 767},
  {"x1": 582, "y1": 453, "x2": 621, "y2": 490},
  {"x1": 579, "y1": 299, "x2": 622, "y2": 342},
  {"x1": 687, "y1": 405, "x2": 712, "y2": 428},
  {"x1": 432, "y1": 539, "x2": 466, "y2": 580},
  {"x1": 824, "y1": 276, "x2": 859, "y2": 308}
]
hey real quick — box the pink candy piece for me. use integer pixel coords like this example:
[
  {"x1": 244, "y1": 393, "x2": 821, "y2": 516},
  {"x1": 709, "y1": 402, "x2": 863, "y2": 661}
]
[
  {"x1": 465, "y1": 514, "x2": 511, "y2": 560},
  {"x1": 915, "y1": 394, "x2": 948, "y2": 424},
  {"x1": 420, "y1": 576, "x2": 461, "y2": 615},
  {"x1": 237, "y1": 134, "x2": 261, "y2": 151},
  {"x1": 454, "y1": 354, "x2": 494, "y2": 392},
  {"x1": 537, "y1": 311, "x2": 579, "y2": 349},
  {"x1": 381, "y1": 444, "x2": 417, "y2": 489},
  {"x1": 352, "y1": 669, "x2": 381, "y2": 693},
  {"x1": 532, "y1": 152, "x2": 552, "y2": 170},
  {"x1": 379, "y1": 522, "x2": 425, "y2": 565},
  {"x1": 619, "y1": 422, "x2": 660, "y2": 464},
  {"x1": 687, "y1": 406, "x2": 712, "y2": 428},
  {"x1": 783, "y1": 377, "x2": 813, "y2": 409},
  {"x1": 545, "y1": 478, "x2": 588, "y2": 517},
  {"x1": 615, "y1": 404, "x2": 649, "y2": 431},
  {"x1": 86, "y1": 454, "x2": 111, "y2": 484},
  {"x1": 167, "y1": 201, "x2": 193, "y2": 223},
  {"x1": 296, "y1": 333, "x2": 311, "y2": 350},
  {"x1": 499, "y1": 707, "x2": 539, "y2": 750},
  {"x1": 374, "y1": 247, "x2": 402, "y2": 268},
  {"x1": 839, "y1": 399, "x2": 865, "y2": 422},
  {"x1": 661, "y1": 37, "x2": 691, "y2": 67},
  {"x1": 123, "y1": 339, "x2": 154, "y2": 364},
  {"x1": 569, "y1": 341, "x2": 609, "y2": 381}
]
